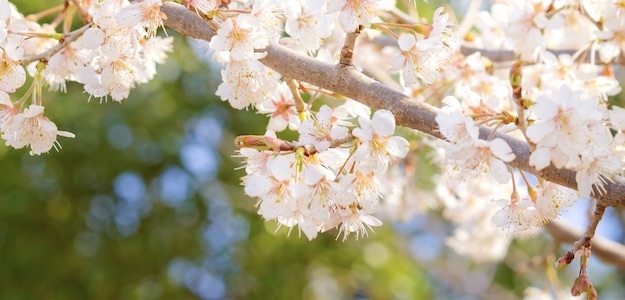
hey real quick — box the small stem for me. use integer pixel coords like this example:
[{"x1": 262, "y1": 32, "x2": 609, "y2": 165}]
[
  {"x1": 519, "y1": 170, "x2": 532, "y2": 188},
  {"x1": 510, "y1": 167, "x2": 518, "y2": 198},
  {"x1": 26, "y1": 4, "x2": 64, "y2": 22},
  {"x1": 371, "y1": 24, "x2": 398, "y2": 40},
  {"x1": 286, "y1": 79, "x2": 306, "y2": 119},
  {"x1": 557, "y1": 204, "x2": 607, "y2": 267},
  {"x1": 20, "y1": 23, "x2": 92, "y2": 65},
  {"x1": 510, "y1": 60, "x2": 535, "y2": 151},
  {"x1": 69, "y1": 0, "x2": 93, "y2": 24},
  {"x1": 340, "y1": 31, "x2": 360, "y2": 66}
]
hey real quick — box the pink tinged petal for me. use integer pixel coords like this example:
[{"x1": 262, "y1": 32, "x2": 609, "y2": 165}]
[
  {"x1": 81, "y1": 28, "x2": 106, "y2": 49},
  {"x1": 609, "y1": 106, "x2": 625, "y2": 130},
  {"x1": 22, "y1": 104, "x2": 45, "y2": 117},
  {"x1": 303, "y1": 166, "x2": 325, "y2": 186},
  {"x1": 489, "y1": 138, "x2": 515, "y2": 162},
  {"x1": 387, "y1": 136, "x2": 409, "y2": 159},
  {"x1": 353, "y1": 142, "x2": 370, "y2": 160},
  {"x1": 244, "y1": 175, "x2": 272, "y2": 197},
  {"x1": 0, "y1": 64, "x2": 26, "y2": 93},
  {"x1": 388, "y1": 55, "x2": 406, "y2": 72},
  {"x1": 57, "y1": 131, "x2": 75, "y2": 138},
  {"x1": 209, "y1": 35, "x2": 231, "y2": 52},
  {"x1": 464, "y1": 117, "x2": 479, "y2": 140},
  {"x1": 314, "y1": 140, "x2": 331, "y2": 152},
  {"x1": 360, "y1": 214, "x2": 382, "y2": 227},
  {"x1": 397, "y1": 34, "x2": 416, "y2": 51},
  {"x1": 525, "y1": 123, "x2": 545, "y2": 144},
  {"x1": 533, "y1": 94, "x2": 558, "y2": 120},
  {"x1": 0, "y1": 90, "x2": 11, "y2": 106},
  {"x1": 529, "y1": 147, "x2": 552, "y2": 170},
  {"x1": 300, "y1": 220, "x2": 318, "y2": 240},
  {"x1": 490, "y1": 208, "x2": 509, "y2": 227},
  {"x1": 329, "y1": 126, "x2": 348, "y2": 140},
  {"x1": 317, "y1": 105, "x2": 333, "y2": 128},
  {"x1": 270, "y1": 155, "x2": 292, "y2": 182},
  {"x1": 489, "y1": 158, "x2": 511, "y2": 184},
  {"x1": 575, "y1": 172, "x2": 592, "y2": 198},
  {"x1": 339, "y1": 10, "x2": 360, "y2": 33},
  {"x1": 371, "y1": 110, "x2": 395, "y2": 137}
]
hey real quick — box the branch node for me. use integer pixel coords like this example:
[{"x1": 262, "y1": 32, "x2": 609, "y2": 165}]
[{"x1": 339, "y1": 30, "x2": 360, "y2": 66}]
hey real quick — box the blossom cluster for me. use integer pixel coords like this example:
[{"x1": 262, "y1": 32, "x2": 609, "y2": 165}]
[
  {"x1": 432, "y1": 0, "x2": 625, "y2": 234},
  {"x1": 0, "y1": 0, "x2": 173, "y2": 154},
  {"x1": 238, "y1": 106, "x2": 408, "y2": 240}
]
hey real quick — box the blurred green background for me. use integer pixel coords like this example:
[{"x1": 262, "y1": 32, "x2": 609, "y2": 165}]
[{"x1": 1, "y1": 1, "x2": 624, "y2": 299}]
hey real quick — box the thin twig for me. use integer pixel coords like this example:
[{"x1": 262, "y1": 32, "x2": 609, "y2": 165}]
[
  {"x1": 556, "y1": 204, "x2": 607, "y2": 266},
  {"x1": 340, "y1": 31, "x2": 360, "y2": 66},
  {"x1": 20, "y1": 23, "x2": 92, "y2": 65},
  {"x1": 286, "y1": 79, "x2": 306, "y2": 115}
]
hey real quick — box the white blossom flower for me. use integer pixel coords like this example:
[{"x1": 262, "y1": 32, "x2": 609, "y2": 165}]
[
  {"x1": 575, "y1": 150, "x2": 623, "y2": 198},
  {"x1": 0, "y1": 50, "x2": 26, "y2": 93},
  {"x1": 284, "y1": 0, "x2": 334, "y2": 51},
  {"x1": 352, "y1": 109, "x2": 409, "y2": 172},
  {"x1": 389, "y1": 33, "x2": 444, "y2": 86},
  {"x1": 446, "y1": 138, "x2": 516, "y2": 184},
  {"x1": 216, "y1": 59, "x2": 280, "y2": 109},
  {"x1": 527, "y1": 85, "x2": 604, "y2": 170},
  {"x1": 184, "y1": 0, "x2": 217, "y2": 15},
  {"x1": 244, "y1": 155, "x2": 297, "y2": 220},
  {"x1": 490, "y1": 197, "x2": 543, "y2": 231},
  {"x1": 298, "y1": 105, "x2": 348, "y2": 152},
  {"x1": 534, "y1": 181, "x2": 577, "y2": 219},
  {"x1": 323, "y1": 206, "x2": 382, "y2": 241},
  {"x1": 116, "y1": 0, "x2": 166, "y2": 38},
  {"x1": 209, "y1": 14, "x2": 269, "y2": 61},
  {"x1": 257, "y1": 82, "x2": 300, "y2": 132},
  {"x1": 491, "y1": 0, "x2": 551, "y2": 61},
  {"x1": 3, "y1": 104, "x2": 74, "y2": 155},
  {"x1": 327, "y1": 0, "x2": 379, "y2": 33},
  {"x1": 0, "y1": 91, "x2": 15, "y2": 133}
]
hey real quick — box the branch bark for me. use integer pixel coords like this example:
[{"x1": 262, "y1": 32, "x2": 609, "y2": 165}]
[
  {"x1": 546, "y1": 219, "x2": 625, "y2": 270},
  {"x1": 160, "y1": 2, "x2": 625, "y2": 210}
]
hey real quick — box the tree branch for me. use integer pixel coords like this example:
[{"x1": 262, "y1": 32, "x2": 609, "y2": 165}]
[
  {"x1": 19, "y1": 23, "x2": 92, "y2": 65},
  {"x1": 546, "y1": 217, "x2": 625, "y2": 270},
  {"x1": 161, "y1": 2, "x2": 625, "y2": 210}
]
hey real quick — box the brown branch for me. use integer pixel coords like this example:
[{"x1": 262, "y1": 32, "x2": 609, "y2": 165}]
[
  {"x1": 160, "y1": 2, "x2": 625, "y2": 210},
  {"x1": 340, "y1": 31, "x2": 360, "y2": 66},
  {"x1": 19, "y1": 23, "x2": 92, "y2": 65},
  {"x1": 546, "y1": 209, "x2": 625, "y2": 270},
  {"x1": 286, "y1": 79, "x2": 305, "y2": 114}
]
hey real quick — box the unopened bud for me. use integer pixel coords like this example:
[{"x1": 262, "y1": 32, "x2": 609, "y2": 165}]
[{"x1": 571, "y1": 274, "x2": 592, "y2": 296}]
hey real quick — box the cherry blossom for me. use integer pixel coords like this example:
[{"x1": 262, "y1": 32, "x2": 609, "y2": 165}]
[
  {"x1": 298, "y1": 105, "x2": 348, "y2": 152},
  {"x1": 490, "y1": 196, "x2": 543, "y2": 231},
  {"x1": 116, "y1": 0, "x2": 166, "y2": 38},
  {"x1": 352, "y1": 109, "x2": 409, "y2": 172},
  {"x1": 2, "y1": 104, "x2": 74, "y2": 155},
  {"x1": 327, "y1": 0, "x2": 379, "y2": 33}
]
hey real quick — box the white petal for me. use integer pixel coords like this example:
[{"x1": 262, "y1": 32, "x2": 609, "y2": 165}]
[
  {"x1": 489, "y1": 138, "x2": 515, "y2": 162},
  {"x1": 244, "y1": 175, "x2": 272, "y2": 197},
  {"x1": 387, "y1": 136, "x2": 409, "y2": 159},
  {"x1": 489, "y1": 158, "x2": 511, "y2": 184},
  {"x1": 270, "y1": 155, "x2": 292, "y2": 182},
  {"x1": 397, "y1": 33, "x2": 416, "y2": 51},
  {"x1": 372, "y1": 110, "x2": 396, "y2": 137}
]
